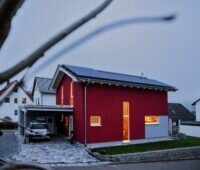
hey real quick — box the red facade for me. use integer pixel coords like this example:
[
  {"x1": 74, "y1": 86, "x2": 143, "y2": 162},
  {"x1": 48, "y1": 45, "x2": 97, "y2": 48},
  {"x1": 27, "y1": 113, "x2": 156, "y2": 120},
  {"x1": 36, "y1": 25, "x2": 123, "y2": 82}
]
[{"x1": 56, "y1": 75, "x2": 168, "y2": 144}]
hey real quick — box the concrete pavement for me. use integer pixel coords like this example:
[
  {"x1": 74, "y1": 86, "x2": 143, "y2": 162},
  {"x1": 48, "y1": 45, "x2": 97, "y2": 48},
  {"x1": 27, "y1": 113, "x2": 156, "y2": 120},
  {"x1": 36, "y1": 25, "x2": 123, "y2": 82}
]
[{"x1": 53, "y1": 159, "x2": 200, "y2": 170}]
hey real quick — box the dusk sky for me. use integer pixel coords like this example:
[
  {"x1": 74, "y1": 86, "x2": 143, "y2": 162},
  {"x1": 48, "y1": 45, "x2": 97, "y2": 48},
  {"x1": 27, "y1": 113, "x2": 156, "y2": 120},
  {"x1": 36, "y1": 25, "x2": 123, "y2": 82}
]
[{"x1": 0, "y1": 0, "x2": 199, "y2": 110}]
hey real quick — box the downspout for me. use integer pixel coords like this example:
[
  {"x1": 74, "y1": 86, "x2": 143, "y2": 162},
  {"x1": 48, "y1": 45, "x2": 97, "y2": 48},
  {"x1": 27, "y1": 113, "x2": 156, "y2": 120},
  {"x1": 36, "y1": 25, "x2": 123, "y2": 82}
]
[{"x1": 84, "y1": 79, "x2": 90, "y2": 147}]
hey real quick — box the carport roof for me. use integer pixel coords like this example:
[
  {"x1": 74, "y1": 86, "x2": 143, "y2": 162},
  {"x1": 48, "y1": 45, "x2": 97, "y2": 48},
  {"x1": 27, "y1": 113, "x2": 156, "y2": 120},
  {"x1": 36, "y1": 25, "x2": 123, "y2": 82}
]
[{"x1": 20, "y1": 105, "x2": 73, "y2": 112}]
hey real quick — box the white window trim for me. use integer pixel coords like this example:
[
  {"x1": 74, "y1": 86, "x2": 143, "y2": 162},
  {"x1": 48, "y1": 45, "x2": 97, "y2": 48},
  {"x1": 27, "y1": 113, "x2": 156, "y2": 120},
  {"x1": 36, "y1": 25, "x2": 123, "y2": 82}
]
[
  {"x1": 90, "y1": 116, "x2": 102, "y2": 127},
  {"x1": 145, "y1": 116, "x2": 160, "y2": 125}
]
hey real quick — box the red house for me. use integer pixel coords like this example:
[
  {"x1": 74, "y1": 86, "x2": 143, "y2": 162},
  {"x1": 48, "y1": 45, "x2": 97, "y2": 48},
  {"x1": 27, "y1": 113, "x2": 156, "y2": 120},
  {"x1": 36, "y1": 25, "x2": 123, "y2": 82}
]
[{"x1": 50, "y1": 65, "x2": 176, "y2": 146}]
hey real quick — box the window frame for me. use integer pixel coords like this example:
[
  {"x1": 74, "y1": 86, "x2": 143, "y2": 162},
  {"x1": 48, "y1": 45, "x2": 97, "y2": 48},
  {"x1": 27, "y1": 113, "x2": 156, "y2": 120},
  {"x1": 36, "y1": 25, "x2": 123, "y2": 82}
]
[
  {"x1": 145, "y1": 116, "x2": 159, "y2": 125},
  {"x1": 14, "y1": 110, "x2": 18, "y2": 116},
  {"x1": 22, "y1": 98, "x2": 27, "y2": 104},
  {"x1": 5, "y1": 97, "x2": 10, "y2": 103},
  {"x1": 14, "y1": 98, "x2": 18, "y2": 103},
  {"x1": 90, "y1": 116, "x2": 101, "y2": 127}
]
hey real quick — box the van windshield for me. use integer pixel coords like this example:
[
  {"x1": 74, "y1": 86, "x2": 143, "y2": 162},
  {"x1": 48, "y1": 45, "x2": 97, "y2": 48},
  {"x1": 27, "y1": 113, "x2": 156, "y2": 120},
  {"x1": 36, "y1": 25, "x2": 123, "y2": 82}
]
[{"x1": 30, "y1": 123, "x2": 48, "y2": 129}]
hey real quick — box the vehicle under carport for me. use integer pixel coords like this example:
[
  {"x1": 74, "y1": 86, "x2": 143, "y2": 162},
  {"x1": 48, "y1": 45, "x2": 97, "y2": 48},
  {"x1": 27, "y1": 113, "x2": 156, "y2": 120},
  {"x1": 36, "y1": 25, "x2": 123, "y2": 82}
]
[{"x1": 19, "y1": 105, "x2": 73, "y2": 138}]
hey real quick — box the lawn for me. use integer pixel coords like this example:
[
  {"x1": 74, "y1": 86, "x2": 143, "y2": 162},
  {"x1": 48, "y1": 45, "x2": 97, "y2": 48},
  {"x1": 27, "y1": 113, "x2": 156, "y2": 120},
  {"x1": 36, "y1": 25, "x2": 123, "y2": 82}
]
[{"x1": 93, "y1": 136, "x2": 200, "y2": 155}]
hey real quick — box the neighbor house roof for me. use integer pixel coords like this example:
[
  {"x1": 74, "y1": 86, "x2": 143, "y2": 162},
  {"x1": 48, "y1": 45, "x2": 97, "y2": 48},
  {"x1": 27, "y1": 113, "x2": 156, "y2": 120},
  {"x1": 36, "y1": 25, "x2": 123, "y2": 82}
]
[
  {"x1": 168, "y1": 103, "x2": 195, "y2": 121},
  {"x1": 51, "y1": 65, "x2": 176, "y2": 91},
  {"x1": 192, "y1": 98, "x2": 200, "y2": 106},
  {"x1": 33, "y1": 77, "x2": 55, "y2": 94}
]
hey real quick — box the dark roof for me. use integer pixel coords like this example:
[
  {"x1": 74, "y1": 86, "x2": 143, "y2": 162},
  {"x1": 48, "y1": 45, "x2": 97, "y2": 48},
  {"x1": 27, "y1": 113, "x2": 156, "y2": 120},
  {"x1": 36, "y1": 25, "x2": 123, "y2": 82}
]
[
  {"x1": 34, "y1": 77, "x2": 55, "y2": 94},
  {"x1": 62, "y1": 65, "x2": 176, "y2": 91},
  {"x1": 192, "y1": 98, "x2": 200, "y2": 106},
  {"x1": 168, "y1": 103, "x2": 195, "y2": 121}
]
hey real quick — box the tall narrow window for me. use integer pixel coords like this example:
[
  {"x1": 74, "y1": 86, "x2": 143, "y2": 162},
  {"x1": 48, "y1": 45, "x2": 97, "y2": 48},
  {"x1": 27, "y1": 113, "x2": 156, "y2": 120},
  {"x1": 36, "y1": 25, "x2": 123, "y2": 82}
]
[
  {"x1": 14, "y1": 98, "x2": 18, "y2": 103},
  {"x1": 123, "y1": 101, "x2": 130, "y2": 142},
  {"x1": 61, "y1": 85, "x2": 64, "y2": 106},
  {"x1": 14, "y1": 110, "x2": 18, "y2": 115},
  {"x1": 70, "y1": 82, "x2": 74, "y2": 106}
]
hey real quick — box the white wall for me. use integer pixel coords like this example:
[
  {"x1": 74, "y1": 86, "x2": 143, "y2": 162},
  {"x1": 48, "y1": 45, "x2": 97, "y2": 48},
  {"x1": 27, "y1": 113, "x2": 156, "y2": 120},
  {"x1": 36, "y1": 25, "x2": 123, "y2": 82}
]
[
  {"x1": 196, "y1": 102, "x2": 200, "y2": 121},
  {"x1": 33, "y1": 83, "x2": 56, "y2": 106},
  {"x1": 33, "y1": 84, "x2": 42, "y2": 105},
  {"x1": 0, "y1": 87, "x2": 32, "y2": 122},
  {"x1": 41, "y1": 94, "x2": 56, "y2": 105},
  {"x1": 180, "y1": 125, "x2": 200, "y2": 137},
  {"x1": 145, "y1": 116, "x2": 169, "y2": 138}
]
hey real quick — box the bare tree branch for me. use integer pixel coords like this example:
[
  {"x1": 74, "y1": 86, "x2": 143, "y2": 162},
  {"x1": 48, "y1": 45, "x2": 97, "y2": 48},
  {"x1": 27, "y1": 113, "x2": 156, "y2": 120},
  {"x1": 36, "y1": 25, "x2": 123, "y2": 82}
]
[
  {"x1": 24, "y1": 14, "x2": 176, "y2": 82},
  {"x1": 0, "y1": 0, "x2": 112, "y2": 84},
  {"x1": 0, "y1": 0, "x2": 24, "y2": 48}
]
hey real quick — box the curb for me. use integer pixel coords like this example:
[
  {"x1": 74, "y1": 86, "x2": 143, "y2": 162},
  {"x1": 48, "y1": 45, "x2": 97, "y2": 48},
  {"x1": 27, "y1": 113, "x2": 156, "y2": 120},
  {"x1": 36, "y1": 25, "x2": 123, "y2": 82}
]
[{"x1": 88, "y1": 146, "x2": 200, "y2": 163}]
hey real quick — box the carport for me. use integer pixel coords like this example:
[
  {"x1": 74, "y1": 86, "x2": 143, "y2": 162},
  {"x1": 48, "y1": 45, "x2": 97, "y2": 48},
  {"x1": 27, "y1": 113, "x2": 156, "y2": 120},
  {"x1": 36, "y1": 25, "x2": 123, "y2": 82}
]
[{"x1": 19, "y1": 105, "x2": 73, "y2": 137}]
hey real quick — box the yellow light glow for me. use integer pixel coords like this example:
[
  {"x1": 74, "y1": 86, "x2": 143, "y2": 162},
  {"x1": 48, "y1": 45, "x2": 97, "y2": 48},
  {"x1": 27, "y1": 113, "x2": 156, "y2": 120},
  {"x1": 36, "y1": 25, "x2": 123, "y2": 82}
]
[
  {"x1": 123, "y1": 101, "x2": 130, "y2": 142},
  {"x1": 90, "y1": 116, "x2": 101, "y2": 126},
  {"x1": 70, "y1": 82, "x2": 74, "y2": 106},
  {"x1": 145, "y1": 116, "x2": 159, "y2": 124}
]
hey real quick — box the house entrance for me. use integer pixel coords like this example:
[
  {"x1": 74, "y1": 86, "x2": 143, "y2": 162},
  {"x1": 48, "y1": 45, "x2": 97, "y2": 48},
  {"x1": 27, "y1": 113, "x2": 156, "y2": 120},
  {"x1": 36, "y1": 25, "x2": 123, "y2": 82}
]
[{"x1": 57, "y1": 114, "x2": 73, "y2": 137}]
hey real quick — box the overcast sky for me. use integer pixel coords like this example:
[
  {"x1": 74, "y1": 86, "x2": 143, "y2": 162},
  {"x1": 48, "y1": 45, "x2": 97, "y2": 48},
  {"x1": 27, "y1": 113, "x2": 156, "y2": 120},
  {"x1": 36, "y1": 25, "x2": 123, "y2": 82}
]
[{"x1": 0, "y1": 0, "x2": 199, "y2": 110}]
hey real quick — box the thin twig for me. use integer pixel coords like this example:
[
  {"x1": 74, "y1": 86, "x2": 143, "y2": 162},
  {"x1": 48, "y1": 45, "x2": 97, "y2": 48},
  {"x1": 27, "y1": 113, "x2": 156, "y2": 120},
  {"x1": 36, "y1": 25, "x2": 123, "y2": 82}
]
[
  {"x1": 24, "y1": 14, "x2": 176, "y2": 82},
  {"x1": 0, "y1": 0, "x2": 112, "y2": 84}
]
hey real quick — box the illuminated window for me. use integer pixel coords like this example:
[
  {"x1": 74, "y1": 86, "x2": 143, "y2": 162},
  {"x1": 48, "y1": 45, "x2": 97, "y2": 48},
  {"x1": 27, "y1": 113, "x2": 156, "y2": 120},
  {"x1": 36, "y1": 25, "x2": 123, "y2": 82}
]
[
  {"x1": 70, "y1": 82, "x2": 74, "y2": 106},
  {"x1": 123, "y1": 101, "x2": 130, "y2": 142},
  {"x1": 145, "y1": 116, "x2": 159, "y2": 125},
  {"x1": 90, "y1": 116, "x2": 101, "y2": 127}
]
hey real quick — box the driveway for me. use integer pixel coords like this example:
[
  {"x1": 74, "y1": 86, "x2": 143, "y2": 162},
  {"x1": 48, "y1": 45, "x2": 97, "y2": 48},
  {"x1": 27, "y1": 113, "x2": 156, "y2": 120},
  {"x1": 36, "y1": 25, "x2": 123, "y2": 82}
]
[
  {"x1": 0, "y1": 132, "x2": 20, "y2": 159},
  {"x1": 12, "y1": 136, "x2": 99, "y2": 165}
]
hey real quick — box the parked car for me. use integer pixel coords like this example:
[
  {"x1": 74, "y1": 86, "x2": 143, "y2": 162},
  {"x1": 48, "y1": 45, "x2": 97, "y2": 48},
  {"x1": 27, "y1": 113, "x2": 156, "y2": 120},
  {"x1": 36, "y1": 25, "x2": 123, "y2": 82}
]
[{"x1": 25, "y1": 122, "x2": 50, "y2": 143}]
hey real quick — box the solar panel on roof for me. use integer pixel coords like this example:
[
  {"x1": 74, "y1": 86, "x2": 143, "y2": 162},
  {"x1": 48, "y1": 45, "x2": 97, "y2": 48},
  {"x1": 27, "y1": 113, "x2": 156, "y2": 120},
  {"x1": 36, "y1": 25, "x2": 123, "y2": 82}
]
[{"x1": 62, "y1": 65, "x2": 175, "y2": 90}]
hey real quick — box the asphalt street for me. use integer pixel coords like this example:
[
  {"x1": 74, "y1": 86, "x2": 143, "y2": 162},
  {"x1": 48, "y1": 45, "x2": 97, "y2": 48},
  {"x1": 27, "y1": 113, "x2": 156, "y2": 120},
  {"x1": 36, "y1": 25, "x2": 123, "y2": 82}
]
[
  {"x1": 54, "y1": 159, "x2": 200, "y2": 170},
  {"x1": 0, "y1": 132, "x2": 19, "y2": 159}
]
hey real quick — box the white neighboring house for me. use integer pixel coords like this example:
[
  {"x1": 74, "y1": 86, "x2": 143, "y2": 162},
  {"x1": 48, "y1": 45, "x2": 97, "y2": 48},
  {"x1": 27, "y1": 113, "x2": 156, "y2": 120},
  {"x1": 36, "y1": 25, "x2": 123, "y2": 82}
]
[
  {"x1": 180, "y1": 99, "x2": 200, "y2": 137},
  {"x1": 0, "y1": 81, "x2": 33, "y2": 122},
  {"x1": 32, "y1": 77, "x2": 56, "y2": 106},
  {"x1": 192, "y1": 99, "x2": 200, "y2": 122}
]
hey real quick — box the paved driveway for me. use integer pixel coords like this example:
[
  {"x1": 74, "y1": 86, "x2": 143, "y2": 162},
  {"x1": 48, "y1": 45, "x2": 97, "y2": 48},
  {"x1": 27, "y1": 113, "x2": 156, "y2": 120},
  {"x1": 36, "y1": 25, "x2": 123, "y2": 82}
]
[
  {"x1": 0, "y1": 132, "x2": 19, "y2": 159},
  {"x1": 12, "y1": 136, "x2": 99, "y2": 165}
]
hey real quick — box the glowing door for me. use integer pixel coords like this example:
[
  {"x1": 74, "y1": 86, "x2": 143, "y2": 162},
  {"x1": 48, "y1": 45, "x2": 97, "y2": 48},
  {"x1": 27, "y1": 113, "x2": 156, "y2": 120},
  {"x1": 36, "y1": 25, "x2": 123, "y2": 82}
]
[{"x1": 123, "y1": 101, "x2": 130, "y2": 142}]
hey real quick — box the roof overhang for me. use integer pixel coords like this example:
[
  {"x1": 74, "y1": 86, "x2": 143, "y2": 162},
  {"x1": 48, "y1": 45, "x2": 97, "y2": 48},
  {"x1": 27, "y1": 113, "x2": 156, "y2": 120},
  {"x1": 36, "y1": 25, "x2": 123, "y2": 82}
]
[
  {"x1": 20, "y1": 105, "x2": 73, "y2": 112},
  {"x1": 50, "y1": 65, "x2": 177, "y2": 92},
  {"x1": 50, "y1": 65, "x2": 78, "y2": 90},
  {"x1": 78, "y1": 77, "x2": 177, "y2": 92}
]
